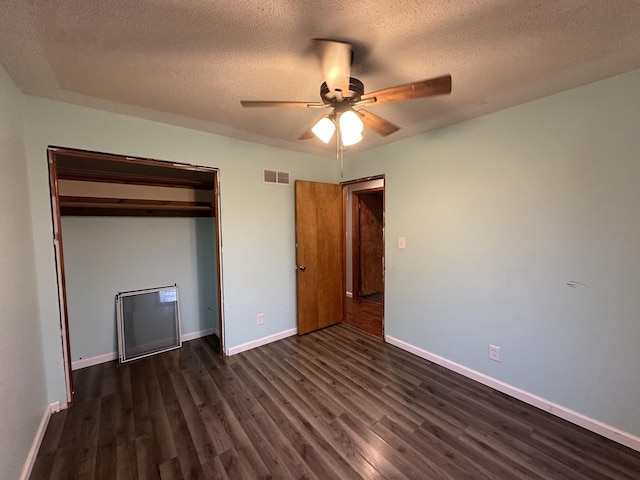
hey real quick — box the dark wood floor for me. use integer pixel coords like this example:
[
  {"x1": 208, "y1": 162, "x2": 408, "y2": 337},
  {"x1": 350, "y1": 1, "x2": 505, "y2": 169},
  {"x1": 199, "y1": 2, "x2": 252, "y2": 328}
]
[
  {"x1": 344, "y1": 295, "x2": 384, "y2": 338},
  {"x1": 32, "y1": 324, "x2": 640, "y2": 479}
]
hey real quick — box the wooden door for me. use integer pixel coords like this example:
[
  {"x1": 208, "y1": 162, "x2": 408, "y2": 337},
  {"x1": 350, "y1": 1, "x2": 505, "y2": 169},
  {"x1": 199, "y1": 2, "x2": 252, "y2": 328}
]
[
  {"x1": 295, "y1": 180, "x2": 344, "y2": 335},
  {"x1": 358, "y1": 191, "x2": 384, "y2": 296}
]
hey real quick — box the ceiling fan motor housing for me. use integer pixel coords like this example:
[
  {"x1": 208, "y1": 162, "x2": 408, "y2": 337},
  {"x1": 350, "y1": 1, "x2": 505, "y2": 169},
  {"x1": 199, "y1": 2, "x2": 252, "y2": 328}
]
[{"x1": 320, "y1": 77, "x2": 364, "y2": 105}]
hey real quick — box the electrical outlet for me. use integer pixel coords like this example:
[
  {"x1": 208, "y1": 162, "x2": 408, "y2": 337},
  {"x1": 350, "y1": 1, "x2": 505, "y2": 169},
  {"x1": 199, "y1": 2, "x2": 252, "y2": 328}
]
[
  {"x1": 489, "y1": 344, "x2": 501, "y2": 362},
  {"x1": 257, "y1": 313, "x2": 264, "y2": 325}
]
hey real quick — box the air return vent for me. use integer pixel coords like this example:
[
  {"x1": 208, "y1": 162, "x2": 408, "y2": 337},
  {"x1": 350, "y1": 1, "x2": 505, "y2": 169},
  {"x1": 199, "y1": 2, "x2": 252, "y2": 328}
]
[{"x1": 263, "y1": 169, "x2": 290, "y2": 185}]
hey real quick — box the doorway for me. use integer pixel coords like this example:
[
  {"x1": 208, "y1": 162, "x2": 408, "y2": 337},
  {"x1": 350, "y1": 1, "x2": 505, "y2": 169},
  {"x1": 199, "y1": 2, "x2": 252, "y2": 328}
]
[
  {"x1": 343, "y1": 177, "x2": 384, "y2": 338},
  {"x1": 47, "y1": 147, "x2": 224, "y2": 406}
]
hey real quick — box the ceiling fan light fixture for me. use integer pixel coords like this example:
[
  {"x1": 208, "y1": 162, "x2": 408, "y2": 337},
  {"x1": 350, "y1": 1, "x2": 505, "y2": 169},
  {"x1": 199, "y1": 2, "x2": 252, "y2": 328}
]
[
  {"x1": 241, "y1": 40, "x2": 453, "y2": 149},
  {"x1": 339, "y1": 110, "x2": 363, "y2": 146},
  {"x1": 311, "y1": 116, "x2": 336, "y2": 143}
]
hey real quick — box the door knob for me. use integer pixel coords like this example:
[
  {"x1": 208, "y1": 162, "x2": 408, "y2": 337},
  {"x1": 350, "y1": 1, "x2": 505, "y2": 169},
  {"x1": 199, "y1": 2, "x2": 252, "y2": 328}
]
[{"x1": 298, "y1": 265, "x2": 306, "y2": 271}]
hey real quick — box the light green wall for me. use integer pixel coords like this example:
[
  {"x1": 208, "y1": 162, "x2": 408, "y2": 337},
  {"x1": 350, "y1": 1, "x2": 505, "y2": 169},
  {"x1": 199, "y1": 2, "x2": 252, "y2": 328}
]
[
  {"x1": 22, "y1": 97, "x2": 337, "y2": 405},
  {"x1": 5, "y1": 55, "x2": 640, "y2": 474},
  {"x1": 345, "y1": 69, "x2": 640, "y2": 437},
  {"x1": 0, "y1": 66, "x2": 48, "y2": 479},
  {"x1": 61, "y1": 216, "x2": 218, "y2": 362}
]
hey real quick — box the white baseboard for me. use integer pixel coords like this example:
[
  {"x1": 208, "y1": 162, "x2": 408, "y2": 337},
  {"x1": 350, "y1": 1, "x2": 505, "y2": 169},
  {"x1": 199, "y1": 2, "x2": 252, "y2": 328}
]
[
  {"x1": 71, "y1": 327, "x2": 219, "y2": 370},
  {"x1": 182, "y1": 327, "x2": 217, "y2": 342},
  {"x1": 20, "y1": 402, "x2": 59, "y2": 480},
  {"x1": 346, "y1": 291, "x2": 353, "y2": 298},
  {"x1": 385, "y1": 335, "x2": 640, "y2": 453},
  {"x1": 226, "y1": 328, "x2": 297, "y2": 356},
  {"x1": 72, "y1": 351, "x2": 118, "y2": 370}
]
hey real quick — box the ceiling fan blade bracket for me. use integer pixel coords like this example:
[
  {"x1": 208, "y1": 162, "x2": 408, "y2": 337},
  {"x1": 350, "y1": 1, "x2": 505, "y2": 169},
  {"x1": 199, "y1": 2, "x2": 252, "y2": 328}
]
[
  {"x1": 240, "y1": 100, "x2": 326, "y2": 108},
  {"x1": 352, "y1": 97, "x2": 377, "y2": 107}
]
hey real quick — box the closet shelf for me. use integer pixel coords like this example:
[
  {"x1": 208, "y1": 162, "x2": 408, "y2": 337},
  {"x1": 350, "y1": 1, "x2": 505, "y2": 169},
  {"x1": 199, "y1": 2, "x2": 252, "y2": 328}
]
[
  {"x1": 59, "y1": 196, "x2": 215, "y2": 217},
  {"x1": 53, "y1": 148, "x2": 217, "y2": 218}
]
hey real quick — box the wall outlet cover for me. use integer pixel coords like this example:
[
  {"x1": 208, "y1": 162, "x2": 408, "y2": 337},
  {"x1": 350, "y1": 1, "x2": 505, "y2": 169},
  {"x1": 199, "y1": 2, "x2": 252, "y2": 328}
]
[{"x1": 489, "y1": 344, "x2": 501, "y2": 362}]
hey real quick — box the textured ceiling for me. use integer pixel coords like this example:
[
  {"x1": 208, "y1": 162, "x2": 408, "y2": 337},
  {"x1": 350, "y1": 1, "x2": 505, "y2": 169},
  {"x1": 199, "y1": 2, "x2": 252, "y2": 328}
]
[{"x1": 1, "y1": 0, "x2": 639, "y2": 157}]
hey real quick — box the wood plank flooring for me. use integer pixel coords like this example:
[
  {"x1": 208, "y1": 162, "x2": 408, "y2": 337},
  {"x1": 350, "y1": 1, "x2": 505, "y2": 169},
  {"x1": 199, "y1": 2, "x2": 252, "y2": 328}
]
[
  {"x1": 32, "y1": 324, "x2": 640, "y2": 479},
  {"x1": 344, "y1": 296, "x2": 384, "y2": 338}
]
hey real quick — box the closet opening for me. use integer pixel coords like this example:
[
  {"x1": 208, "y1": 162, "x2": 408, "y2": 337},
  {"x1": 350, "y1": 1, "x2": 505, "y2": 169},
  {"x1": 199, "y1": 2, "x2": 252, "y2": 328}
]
[{"x1": 47, "y1": 146, "x2": 223, "y2": 406}]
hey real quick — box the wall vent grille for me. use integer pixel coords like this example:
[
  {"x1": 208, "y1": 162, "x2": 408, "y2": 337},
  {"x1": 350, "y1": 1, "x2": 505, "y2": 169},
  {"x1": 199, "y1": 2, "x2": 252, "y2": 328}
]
[
  {"x1": 277, "y1": 171, "x2": 290, "y2": 185},
  {"x1": 263, "y1": 169, "x2": 290, "y2": 185}
]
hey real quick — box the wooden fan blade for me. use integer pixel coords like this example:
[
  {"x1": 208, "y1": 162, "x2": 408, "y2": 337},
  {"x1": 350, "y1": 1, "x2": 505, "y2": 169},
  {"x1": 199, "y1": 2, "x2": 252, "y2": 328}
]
[
  {"x1": 241, "y1": 100, "x2": 324, "y2": 108},
  {"x1": 313, "y1": 39, "x2": 351, "y2": 96},
  {"x1": 299, "y1": 114, "x2": 335, "y2": 141},
  {"x1": 298, "y1": 115, "x2": 322, "y2": 140},
  {"x1": 298, "y1": 127, "x2": 315, "y2": 140},
  {"x1": 358, "y1": 109, "x2": 400, "y2": 136},
  {"x1": 362, "y1": 74, "x2": 452, "y2": 105}
]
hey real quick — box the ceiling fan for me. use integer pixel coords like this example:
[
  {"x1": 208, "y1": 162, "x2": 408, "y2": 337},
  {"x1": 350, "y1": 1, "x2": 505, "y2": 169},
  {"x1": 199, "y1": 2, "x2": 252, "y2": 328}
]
[{"x1": 241, "y1": 39, "x2": 452, "y2": 146}]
